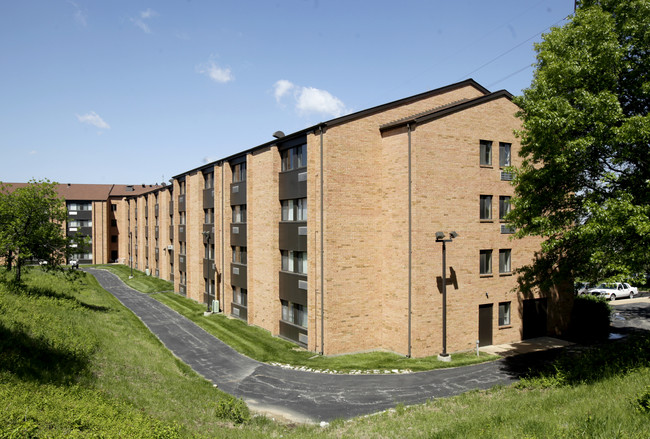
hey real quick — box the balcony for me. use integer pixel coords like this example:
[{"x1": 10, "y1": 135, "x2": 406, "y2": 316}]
[
  {"x1": 279, "y1": 222, "x2": 307, "y2": 251},
  {"x1": 230, "y1": 181, "x2": 247, "y2": 205},
  {"x1": 230, "y1": 223, "x2": 247, "y2": 246},
  {"x1": 279, "y1": 168, "x2": 307, "y2": 200},
  {"x1": 203, "y1": 188, "x2": 215, "y2": 208},
  {"x1": 231, "y1": 263, "x2": 247, "y2": 289}
]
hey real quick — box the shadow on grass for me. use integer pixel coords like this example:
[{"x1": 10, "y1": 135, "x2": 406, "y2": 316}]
[
  {"x1": 501, "y1": 333, "x2": 650, "y2": 387},
  {"x1": 10, "y1": 282, "x2": 111, "y2": 313},
  {"x1": 0, "y1": 322, "x2": 92, "y2": 385}
]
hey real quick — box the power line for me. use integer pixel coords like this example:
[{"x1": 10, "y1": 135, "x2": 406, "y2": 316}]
[
  {"x1": 459, "y1": 16, "x2": 569, "y2": 81},
  {"x1": 487, "y1": 64, "x2": 535, "y2": 90}
]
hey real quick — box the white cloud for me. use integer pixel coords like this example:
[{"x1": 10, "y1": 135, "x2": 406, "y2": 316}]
[
  {"x1": 273, "y1": 80, "x2": 349, "y2": 118},
  {"x1": 68, "y1": 1, "x2": 87, "y2": 27},
  {"x1": 197, "y1": 61, "x2": 234, "y2": 83},
  {"x1": 130, "y1": 8, "x2": 157, "y2": 34},
  {"x1": 273, "y1": 80, "x2": 295, "y2": 102},
  {"x1": 76, "y1": 111, "x2": 110, "y2": 130},
  {"x1": 140, "y1": 8, "x2": 157, "y2": 19},
  {"x1": 131, "y1": 18, "x2": 151, "y2": 34},
  {"x1": 296, "y1": 87, "x2": 347, "y2": 117}
]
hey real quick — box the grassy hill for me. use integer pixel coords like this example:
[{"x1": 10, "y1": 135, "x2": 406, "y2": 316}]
[{"x1": 1, "y1": 267, "x2": 650, "y2": 438}]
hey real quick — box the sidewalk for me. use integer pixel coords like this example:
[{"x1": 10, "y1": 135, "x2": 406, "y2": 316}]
[
  {"x1": 480, "y1": 336, "x2": 573, "y2": 357},
  {"x1": 87, "y1": 268, "x2": 573, "y2": 423}
]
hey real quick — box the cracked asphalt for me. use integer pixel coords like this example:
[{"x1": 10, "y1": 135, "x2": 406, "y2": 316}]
[{"x1": 87, "y1": 268, "x2": 536, "y2": 423}]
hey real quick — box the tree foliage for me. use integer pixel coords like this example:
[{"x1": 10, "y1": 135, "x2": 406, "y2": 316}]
[
  {"x1": 511, "y1": 0, "x2": 650, "y2": 286},
  {"x1": 0, "y1": 179, "x2": 70, "y2": 282}
]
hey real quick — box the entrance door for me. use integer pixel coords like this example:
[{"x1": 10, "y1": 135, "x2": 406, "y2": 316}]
[
  {"x1": 522, "y1": 298, "x2": 548, "y2": 339},
  {"x1": 478, "y1": 304, "x2": 493, "y2": 347}
]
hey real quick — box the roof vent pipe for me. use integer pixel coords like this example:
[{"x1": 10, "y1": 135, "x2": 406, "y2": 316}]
[{"x1": 272, "y1": 131, "x2": 285, "y2": 139}]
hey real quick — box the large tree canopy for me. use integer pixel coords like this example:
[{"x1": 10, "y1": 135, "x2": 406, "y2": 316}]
[
  {"x1": 0, "y1": 180, "x2": 70, "y2": 282},
  {"x1": 511, "y1": 0, "x2": 650, "y2": 286}
]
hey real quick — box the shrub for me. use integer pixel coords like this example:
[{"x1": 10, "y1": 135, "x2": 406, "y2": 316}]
[
  {"x1": 567, "y1": 295, "x2": 611, "y2": 342},
  {"x1": 634, "y1": 386, "x2": 650, "y2": 413},
  {"x1": 215, "y1": 397, "x2": 250, "y2": 424}
]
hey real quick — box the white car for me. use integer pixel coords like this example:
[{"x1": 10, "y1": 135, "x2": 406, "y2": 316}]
[{"x1": 588, "y1": 282, "x2": 637, "y2": 300}]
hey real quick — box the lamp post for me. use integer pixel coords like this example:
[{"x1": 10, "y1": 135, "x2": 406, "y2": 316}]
[
  {"x1": 129, "y1": 231, "x2": 133, "y2": 278},
  {"x1": 203, "y1": 230, "x2": 212, "y2": 313},
  {"x1": 436, "y1": 230, "x2": 458, "y2": 362}
]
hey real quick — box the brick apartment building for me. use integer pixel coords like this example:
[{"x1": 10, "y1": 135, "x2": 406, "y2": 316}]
[
  {"x1": 6, "y1": 79, "x2": 572, "y2": 357},
  {"x1": 2, "y1": 182, "x2": 157, "y2": 265}
]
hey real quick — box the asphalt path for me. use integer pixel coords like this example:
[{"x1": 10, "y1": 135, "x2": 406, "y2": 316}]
[
  {"x1": 87, "y1": 268, "x2": 540, "y2": 423},
  {"x1": 610, "y1": 298, "x2": 650, "y2": 332}
]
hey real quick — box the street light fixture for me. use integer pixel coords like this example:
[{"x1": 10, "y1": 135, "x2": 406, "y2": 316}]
[
  {"x1": 129, "y1": 231, "x2": 133, "y2": 279},
  {"x1": 203, "y1": 230, "x2": 212, "y2": 313},
  {"x1": 436, "y1": 230, "x2": 459, "y2": 362}
]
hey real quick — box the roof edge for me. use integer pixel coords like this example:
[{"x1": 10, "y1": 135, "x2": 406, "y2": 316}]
[{"x1": 380, "y1": 89, "x2": 514, "y2": 132}]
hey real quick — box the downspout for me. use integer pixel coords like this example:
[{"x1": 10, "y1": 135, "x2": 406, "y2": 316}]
[
  {"x1": 319, "y1": 125, "x2": 325, "y2": 355},
  {"x1": 221, "y1": 162, "x2": 225, "y2": 312},
  {"x1": 407, "y1": 123, "x2": 413, "y2": 358}
]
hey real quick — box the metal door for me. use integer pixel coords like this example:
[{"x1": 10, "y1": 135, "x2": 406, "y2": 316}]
[{"x1": 478, "y1": 304, "x2": 493, "y2": 347}]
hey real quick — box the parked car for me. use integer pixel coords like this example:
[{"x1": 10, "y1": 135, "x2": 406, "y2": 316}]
[
  {"x1": 588, "y1": 282, "x2": 636, "y2": 300},
  {"x1": 623, "y1": 283, "x2": 638, "y2": 297},
  {"x1": 575, "y1": 282, "x2": 592, "y2": 296}
]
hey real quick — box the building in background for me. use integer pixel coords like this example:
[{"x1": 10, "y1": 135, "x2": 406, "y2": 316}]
[
  {"x1": 1, "y1": 183, "x2": 159, "y2": 265},
  {"x1": 6, "y1": 80, "x2": 572, "y2": 357}
]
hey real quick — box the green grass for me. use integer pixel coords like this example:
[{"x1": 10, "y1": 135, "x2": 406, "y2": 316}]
[
  {"x1": 97, "y1": 264, "x2": 496, "y2": 373},
  {"x1": 3, "y1": 266, "x2": 650, "y2": 437}
]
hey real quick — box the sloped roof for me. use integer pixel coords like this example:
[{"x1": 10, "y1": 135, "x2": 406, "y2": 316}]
[
  {"x1": 1, "y1": 182, "x2": 162, "y2": 200},
  {"x1": 379, "y1": 90, "x2": 514, "y2": 132},
  {"x1": 175, "y1": 79, "x2": 493, "y2": 178}
]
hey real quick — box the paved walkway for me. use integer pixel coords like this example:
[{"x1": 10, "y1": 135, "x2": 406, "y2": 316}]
[{"x1": 87, "y1": 268, "x2": 563, "y2": 423}]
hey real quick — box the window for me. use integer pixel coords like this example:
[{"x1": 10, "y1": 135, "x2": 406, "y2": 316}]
[
  {"x1": 68, "y1": 202, "x2": 92, "y2": 211},
  {"x1": 232, "y1": 205, "x2": 247, "y2": 223},
  {"x1": 232, "y1": 246, "x2": 247, "y2": 265},
  {"x1": 480, "y1": 140, "x2": 492, "y2": 166},
  {"x1": 179, "y1": 180, "x2": 186, "y2": 195},
  {"x1": 281, "y1": 144, "x2": 307, "y2": 171},
  {"x1": 111, "y1": 235, "x2": 118, "y2": 243},
  {"x1": 480, "y1": 250, "x2": 492, "y2": 275},
  {"x1": 232, "y1": 162, "x2": 246, "y2": 182},
  {"x1": 204, "y1": 172, "x2": 214, "y2": 189},
  {"x1": 499, "y1": 302, "x2": 511, "y2": 326},
  {"x1": 69, "y1": 220, "x2": 92, "y2": 228},
  {"x1": 281, "y1": 198, "x2": 307, "y2": 221},
  {"x1": 281, "y1": 300, "x2": 307, "y2": 328},
  {"x1": 111, "y1": 204, "x2": 117, "y2": 212},
  {"x1": 281, "y1": 250, "x2": 307, "y2": 274},
  {"x1": 204, "y1": 208, "x2": 214, "y2": 224},
  {"x1": 499, "y1": 196, "x2": 511, "y2": 220},
  {"x1": 111, "y1": 219, "x2": 117, "y2": 227},
  {"x1": 233, "y1": 286, "x2": 248, "y2": 306},
  {"x1": 499, "y1": 249, "x2": 512, "y2": 274},
  {"x1": 204, "y1": 243, "x2": 214, "y2": 259},
  {"x1": 499, "y1": 142, "x2": 511, "y2": 167},
  {"x1": 179, "y1": 212, "x2": 186, "y2": 225},
  {"x1": 480, "y1": 195, "x2": 493, "y2": 220}
]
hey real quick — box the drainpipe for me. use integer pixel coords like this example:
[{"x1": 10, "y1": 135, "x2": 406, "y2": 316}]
[
  {"x1": 407, "y1": 123, "x2": 413, "y2": 358},
  {"x1": 319, "y1": 125, "x2": 325, "y2": 355},
  {"x1": 221, "y1": 162, "x2": 225, "y2": 312}
]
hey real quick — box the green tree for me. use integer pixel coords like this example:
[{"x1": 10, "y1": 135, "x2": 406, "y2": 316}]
[
  {"x1": 0, "y1": 179, "x2": 70, "y2": 282},
  {"x1": 510, "y1": 0, "x2": 650, "y2": 289}
]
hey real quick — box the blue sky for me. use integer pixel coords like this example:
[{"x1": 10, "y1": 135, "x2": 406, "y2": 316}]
[{"x1": 0, "y1": 0, "x2": 574, "y2": 185}]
